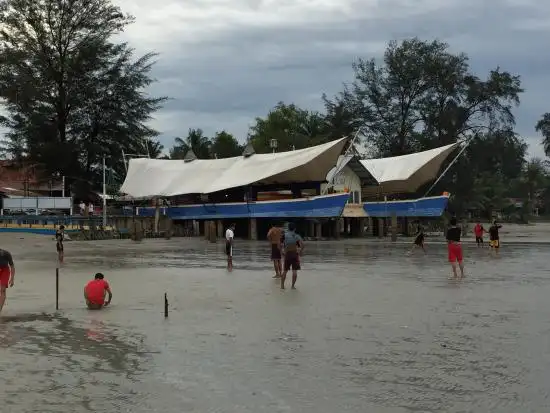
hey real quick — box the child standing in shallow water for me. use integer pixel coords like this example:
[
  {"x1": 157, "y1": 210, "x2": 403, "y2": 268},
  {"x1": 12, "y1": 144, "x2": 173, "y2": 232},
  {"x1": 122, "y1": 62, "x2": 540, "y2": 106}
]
[
  {"x1": 446, "y1": 217, "x2": 464, "y2": 279},
  {"x1": 489, "y1": 220, "x2": 502, "y2": 256}
]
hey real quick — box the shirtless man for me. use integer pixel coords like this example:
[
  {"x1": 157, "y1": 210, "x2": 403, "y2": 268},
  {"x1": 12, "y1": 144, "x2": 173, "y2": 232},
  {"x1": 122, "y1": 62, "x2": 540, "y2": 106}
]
[
  {"x1": 0, "y1": 248, "x2": 15, "y2": 313},
  {"x1": 267, "y1": 223, "x2": 283, "y2": 278}
]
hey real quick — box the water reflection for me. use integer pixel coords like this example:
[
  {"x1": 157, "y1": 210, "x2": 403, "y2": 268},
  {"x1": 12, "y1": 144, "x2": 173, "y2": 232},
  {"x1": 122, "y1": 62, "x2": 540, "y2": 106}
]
[
  {"x1": 1, "y1": 238, "x2": 550, "y2": 412},
  {"x1": 0, "y1": 313, "x2": 151, "y2": 412}
]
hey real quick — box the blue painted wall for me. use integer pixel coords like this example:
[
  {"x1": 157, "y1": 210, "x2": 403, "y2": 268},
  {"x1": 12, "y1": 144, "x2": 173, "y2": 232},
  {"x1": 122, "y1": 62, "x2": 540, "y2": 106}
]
[
  {"x1": 363, "y1": 196, "x2": 449, "y2": 217},
  {"x1": 137, "y1": 193, "x2": 351, "y2": 220}
]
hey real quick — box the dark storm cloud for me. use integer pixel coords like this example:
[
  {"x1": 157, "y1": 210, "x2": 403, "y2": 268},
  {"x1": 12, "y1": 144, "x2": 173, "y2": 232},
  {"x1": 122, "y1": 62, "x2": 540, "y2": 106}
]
[{"x1": 119, "y1": 0, "x2": 550, "y2": 155}]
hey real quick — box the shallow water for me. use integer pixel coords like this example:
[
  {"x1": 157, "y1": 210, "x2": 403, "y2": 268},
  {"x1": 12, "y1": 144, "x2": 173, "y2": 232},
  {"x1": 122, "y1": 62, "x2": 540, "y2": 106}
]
[{"x1": 1, "y1": 237, "x2": 550, "y2": 412}]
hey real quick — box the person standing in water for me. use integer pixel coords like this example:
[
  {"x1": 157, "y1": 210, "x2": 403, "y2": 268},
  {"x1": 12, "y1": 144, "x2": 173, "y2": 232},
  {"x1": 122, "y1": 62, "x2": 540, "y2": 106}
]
[
  {"x1": 225, "y1": 223, "x2": 235, "y2": 272},
  {"x1": 280, "y1": 222, "x2": 304, "y2": 289},
  {"x1": 84, "y1": 273, "x2": 112, "y2": 309},
  {"x1": 408, "y1": 220, "x2": 425, "y2": 254},
  {"x1": 266, "y1": 223, "x2": 283, "y2": 278},
  {"x1": 474, "y1": 220, "x2": 486, "y2": 247},
  {"x1": 446, "y1": 217, "x2": 465, "y2": 279},
  {"x1": 55, "y1": 225, "x2": 65, "y2": 263},
  {"x1": 0, "y1": 248, "x2": 15, "y2": 314},
  {"x1": 489, "y1": 220, "x2": 502, "y2": 256}
]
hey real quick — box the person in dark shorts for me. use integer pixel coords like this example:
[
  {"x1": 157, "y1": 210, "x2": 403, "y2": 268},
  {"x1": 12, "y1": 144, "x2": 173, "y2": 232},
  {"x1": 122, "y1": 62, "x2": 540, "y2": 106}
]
[
  {"x1": 489, "y1": 220, "x2": 502, "y2": 256},
  {"x1": 0, "y1": 248, "x2": 15, "y2": 313},
  {"x1": 408, "y1": 220, "x2": 425, "y2": 254},
  {"x1": 473, "y1": 221, "x2": 486, "y2": 247},
  {"x1": 225, "y1": 223, "x2": 235, "y2": 271},
  {"x1": 56, "y1": 225, "x2": 65, "y2": 263},
  {"x1": 266, "y1": 223, "x2": 283, "y2": 278},
  {"x1": 446, "y1": 217, "x2": 464, "y2": 279},
  {"x1": 280, "y1": 222, "x2": 304, "y2": 289}
]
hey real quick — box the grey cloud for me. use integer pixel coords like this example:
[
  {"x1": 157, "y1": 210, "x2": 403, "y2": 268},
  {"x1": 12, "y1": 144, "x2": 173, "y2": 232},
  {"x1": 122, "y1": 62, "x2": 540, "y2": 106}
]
[{"x1": 141, "y1": 0, "x2": 550, "y2": 153}]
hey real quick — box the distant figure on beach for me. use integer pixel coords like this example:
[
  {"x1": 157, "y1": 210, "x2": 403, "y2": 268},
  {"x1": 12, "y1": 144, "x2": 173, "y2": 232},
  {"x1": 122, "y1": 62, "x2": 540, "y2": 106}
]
[
  {"x1": 280, "y1": 222, "x2": 304, "y2": 289},
  {"x1": 267, "y1": 223, "x2": 283, "y2": 278},
  {"x1": 474, "y1": 220, "x2": 486, "y2": 247},
  {"x1": 0, "y1": 248, "x2": 15, "y2": 313},
  {"x1": 56, "y1": 225, "x2": 65, "y2": 263},
  {"x1": 408, "y1": 220, "x2": 425, "y2": 254},
  {"x1": 489, "y1": 220, "x2": 502, "y2": 256},
  {"x1": 84, "y1": 273, "x2": 112, "y2": 310},
  {"x1": 446, "y1": 217, "x2": 464, "y2": 279},
  {"x1": 225, "y1": 223, "x2": 235, "y2": 272}
]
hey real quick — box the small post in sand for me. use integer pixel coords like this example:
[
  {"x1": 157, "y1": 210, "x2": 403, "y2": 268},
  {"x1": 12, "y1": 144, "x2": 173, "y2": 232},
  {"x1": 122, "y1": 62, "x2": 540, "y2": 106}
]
[
  {"x1": 55, "y1": 267, "x2": 59, "y2": 310},
  {"x1": 164, "y1": 293, "x2": 168, "y2": 318}
]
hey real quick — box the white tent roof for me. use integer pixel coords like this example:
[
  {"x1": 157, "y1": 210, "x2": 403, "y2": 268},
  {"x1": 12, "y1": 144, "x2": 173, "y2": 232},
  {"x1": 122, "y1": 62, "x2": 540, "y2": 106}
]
[
  {"x1": 120, "y1": 137, "x2": 348, "y2": 197},
  {"x1": 359, "y1": 143, "x2": 459, "y2": 194}
]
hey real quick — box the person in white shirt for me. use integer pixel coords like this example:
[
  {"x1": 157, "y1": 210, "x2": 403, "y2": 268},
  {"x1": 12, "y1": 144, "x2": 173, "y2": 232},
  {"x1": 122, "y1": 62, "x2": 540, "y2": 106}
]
[
  {"x1": 225, "y1": 223, "x2": 236, "y2": 272},
  {"x1": 79, "y1": 201, "x2": 86, "y2": 215},
  {"x1": 88, "y1": 202, "x2": 94, "y2": 216}
]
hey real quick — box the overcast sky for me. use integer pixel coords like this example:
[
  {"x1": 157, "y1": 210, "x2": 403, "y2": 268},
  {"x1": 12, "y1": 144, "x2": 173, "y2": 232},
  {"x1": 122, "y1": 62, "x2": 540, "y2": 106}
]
[{"x1": 99, "y1": 1, "x2": 550, "y2": 157}]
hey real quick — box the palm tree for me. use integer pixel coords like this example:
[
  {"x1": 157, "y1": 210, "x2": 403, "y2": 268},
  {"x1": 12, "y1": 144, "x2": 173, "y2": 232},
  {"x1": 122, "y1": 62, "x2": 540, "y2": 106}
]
[
  {"x1": 144, "y1": 139, "x2": 164, "y2": 158},
  {"x1": 170, "y1": 128, "x2": 212, "y2": 159}
]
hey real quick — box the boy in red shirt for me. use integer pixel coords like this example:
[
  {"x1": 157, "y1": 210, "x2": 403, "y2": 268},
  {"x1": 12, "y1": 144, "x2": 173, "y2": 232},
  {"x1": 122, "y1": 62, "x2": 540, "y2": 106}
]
[
  {"x1": 84, "y1": 273, "x2": 112, "y2": 309},
  {"x1": 473, "y1": 220, "x2": 486, "y2": 247}
]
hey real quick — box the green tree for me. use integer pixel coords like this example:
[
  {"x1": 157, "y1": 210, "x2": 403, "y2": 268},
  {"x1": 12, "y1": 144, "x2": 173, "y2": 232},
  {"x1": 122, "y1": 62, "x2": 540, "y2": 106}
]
[
  {"x1": 144, "y1": 139, "x2": 165, "y2": 158},
  {"x1": 326, "y1": 38, "x2": 523, "y2": 157},
  {"x1": 0, "y1": 0, "x2": 166, "y2": 194},
  {"x1": 443, "y1": 130, "x2": 527, "y2": 216},
  {"x1": 522, "y1": 158, "x2": 548, "y2": 210},
  {"x1": 535, "y1": 113, "x2": 550, "y2": 157},
  {"x1": 210, "y1": 131, "x2": 242, "y2": 158},
  {"x1": 248, "y1": 102, "x2": 328, "y2": 153},
  {"x1": 169, "y1": 128, "x2": 211, "y2": 159}
]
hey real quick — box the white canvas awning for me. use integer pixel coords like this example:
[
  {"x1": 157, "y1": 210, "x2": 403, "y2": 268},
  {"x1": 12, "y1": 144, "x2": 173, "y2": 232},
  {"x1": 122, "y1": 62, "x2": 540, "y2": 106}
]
[
  {"x1": 359, "y1": 143, "x2": 459, "y2": 194},
  {"x1": 120, "y1": 138, "x2": 348, "y2": 197}
]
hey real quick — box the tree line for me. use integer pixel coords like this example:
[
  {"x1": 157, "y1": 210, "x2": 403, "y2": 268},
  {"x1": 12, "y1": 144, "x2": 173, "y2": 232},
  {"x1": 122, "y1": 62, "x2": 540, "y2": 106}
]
[{"x1": 0, "y1": 0, "x2": 549, "y2": 218}]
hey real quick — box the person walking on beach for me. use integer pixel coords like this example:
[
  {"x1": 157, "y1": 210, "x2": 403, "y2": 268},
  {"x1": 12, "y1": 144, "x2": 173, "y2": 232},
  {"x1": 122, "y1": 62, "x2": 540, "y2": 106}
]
[
  {"x1": 474, "y1": 220, "x2": 486, "y2": 247},
  {"x1": 0, "y1": 248, "x2": 15, "y2": 314},
  {"x1": 225, "y1": 223, "x2": 235, "y2": 272},
  {"x1": 56, "y1": 225, "x2": 65, "y2": 264},
  {"x1": 280, "y1": 222, "x2": 304, "y2": 289},
  {"x1": 489, "y1": 220, "x2": 502, "y2": 256},
  {"x1": 446, "y1": 217, "x2": 464, "y2": 279},
  {"x1": 84, "y1": 273, "x2": 112, "y2": 310},
  {"x1": 408, "y1": 220, "x2": 425, "y2": 254},
  {"x1": 267, "y1": 223, "x2": 283, "y2": 278}
]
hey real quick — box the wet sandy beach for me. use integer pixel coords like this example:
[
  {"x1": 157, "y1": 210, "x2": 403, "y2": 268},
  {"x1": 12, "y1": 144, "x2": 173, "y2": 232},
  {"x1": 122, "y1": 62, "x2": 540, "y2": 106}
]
[{"x1": 1, "y1": 234, "x2": 550, "y2": 412}]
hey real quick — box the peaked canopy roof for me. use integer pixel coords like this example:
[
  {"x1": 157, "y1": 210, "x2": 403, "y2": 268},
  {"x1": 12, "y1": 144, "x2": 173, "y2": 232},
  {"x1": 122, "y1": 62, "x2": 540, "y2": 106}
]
[
  {"x1": 120, "y1": 137, "x2": 348, "y2": 198},
  {"x1": 359, "y1": 143, "x2": 459, "y2": 194}
]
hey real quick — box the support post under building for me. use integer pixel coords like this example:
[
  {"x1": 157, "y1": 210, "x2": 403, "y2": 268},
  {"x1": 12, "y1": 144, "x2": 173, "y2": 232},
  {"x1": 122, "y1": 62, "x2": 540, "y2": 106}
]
[
  {"x1": 249, "y1": 218, "x2": 257, "y2": 240},
  {"x1": 391, "y1": 212, "x2": 397, "y2": 242},
  {"x1": 315, "y1": 222, "x2": 322, "y2": 239},
  {"x1": 378, "y1": 218, "x2": 384, "y2": 238}
]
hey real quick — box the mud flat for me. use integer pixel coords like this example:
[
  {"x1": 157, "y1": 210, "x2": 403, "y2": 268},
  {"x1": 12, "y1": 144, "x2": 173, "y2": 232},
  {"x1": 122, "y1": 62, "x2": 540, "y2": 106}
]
[{"x1": 0, "y1": 234, "x2": 549, "y2": 412}]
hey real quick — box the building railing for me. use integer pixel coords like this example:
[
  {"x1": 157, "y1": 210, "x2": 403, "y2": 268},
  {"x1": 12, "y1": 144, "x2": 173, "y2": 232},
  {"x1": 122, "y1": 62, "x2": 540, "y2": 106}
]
[{"x1": 0, "y1": 215, "x2": 118, "y2": 230}]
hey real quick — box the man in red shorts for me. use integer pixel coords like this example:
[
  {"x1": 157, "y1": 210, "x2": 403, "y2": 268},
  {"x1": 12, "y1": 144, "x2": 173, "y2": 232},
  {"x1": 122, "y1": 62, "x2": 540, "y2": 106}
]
[
  {"x1": 0, "y1": 248, "x2": 15, "y2": 313},
  {"x1": 446, "y1": 217, "x2": 465, "y2": 279},
  {"x1": 84, "y1": 273, "x2": 112, "y2": 309}
]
